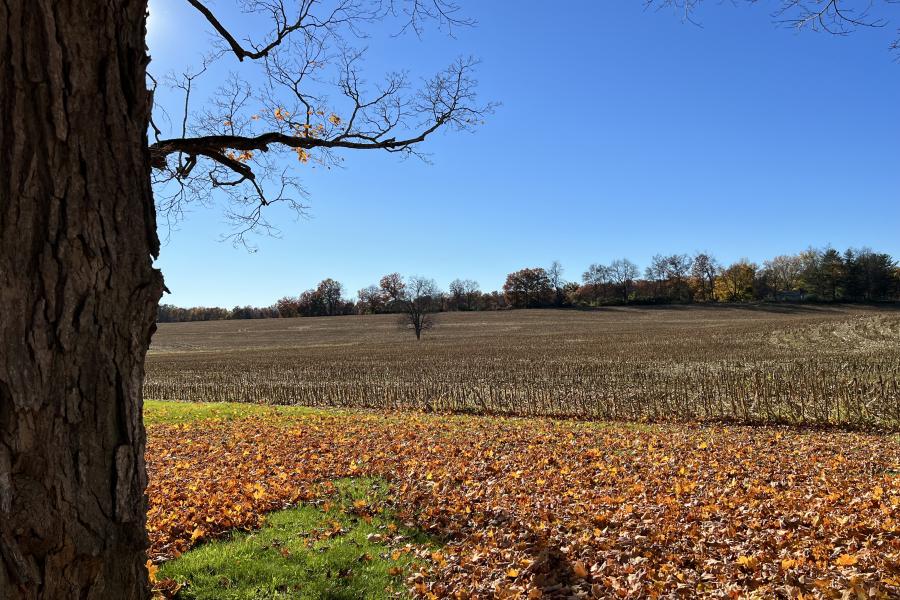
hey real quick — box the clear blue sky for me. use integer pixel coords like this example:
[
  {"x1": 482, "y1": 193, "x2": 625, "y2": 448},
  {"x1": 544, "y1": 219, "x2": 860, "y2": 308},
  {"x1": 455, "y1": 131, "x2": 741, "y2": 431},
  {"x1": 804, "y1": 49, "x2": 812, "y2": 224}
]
[{"x1": 147, "y1": 1, "x2": 899, "y2": 307}]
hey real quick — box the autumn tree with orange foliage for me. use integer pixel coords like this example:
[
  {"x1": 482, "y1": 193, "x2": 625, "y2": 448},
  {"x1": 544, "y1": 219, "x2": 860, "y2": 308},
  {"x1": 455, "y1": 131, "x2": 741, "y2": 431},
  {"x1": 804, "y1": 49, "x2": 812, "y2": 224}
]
[
  {"x1": 715, "y1": 260, "x2": 758, "y2": 302},
  {"x1": 503, "y1": 268, "x2": 554, "y2": 308}
]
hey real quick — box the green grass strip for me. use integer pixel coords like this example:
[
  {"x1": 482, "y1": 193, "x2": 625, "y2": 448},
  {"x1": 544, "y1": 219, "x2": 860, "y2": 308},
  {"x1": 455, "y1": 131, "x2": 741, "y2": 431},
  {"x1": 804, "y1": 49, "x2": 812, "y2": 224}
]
[{"x1": 158, "y1": 477, "x2": 434, "y2": 599}]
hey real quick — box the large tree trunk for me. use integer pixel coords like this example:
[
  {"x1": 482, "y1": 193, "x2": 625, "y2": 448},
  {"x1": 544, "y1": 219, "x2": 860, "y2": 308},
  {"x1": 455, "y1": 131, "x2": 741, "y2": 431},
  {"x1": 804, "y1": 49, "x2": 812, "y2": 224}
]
[{"x1": 0, "y1": 1, "x2": 162, "y2": 598}]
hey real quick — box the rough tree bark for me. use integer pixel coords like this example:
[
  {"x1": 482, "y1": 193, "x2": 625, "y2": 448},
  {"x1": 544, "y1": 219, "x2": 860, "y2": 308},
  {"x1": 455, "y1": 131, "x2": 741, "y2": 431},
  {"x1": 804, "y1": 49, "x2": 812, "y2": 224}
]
[{"x1": 0, "y1": 1, "x2": 161, "y2": 598}]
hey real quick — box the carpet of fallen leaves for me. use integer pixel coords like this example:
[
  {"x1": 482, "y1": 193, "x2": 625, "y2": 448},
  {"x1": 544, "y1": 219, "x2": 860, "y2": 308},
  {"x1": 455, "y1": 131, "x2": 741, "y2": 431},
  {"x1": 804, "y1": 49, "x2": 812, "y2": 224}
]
[{"x1": 146, "y1": 411, "x2": 900, "y2": 599}]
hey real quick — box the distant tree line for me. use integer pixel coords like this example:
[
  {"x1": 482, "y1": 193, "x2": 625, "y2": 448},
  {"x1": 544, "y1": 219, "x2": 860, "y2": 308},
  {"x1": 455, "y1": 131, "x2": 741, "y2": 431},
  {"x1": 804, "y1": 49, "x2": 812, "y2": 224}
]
[
  {"x1": 157, "y1": 304, "x2": 280, "y2": 322},
  {"x1": 274, "y1": 278, "x2": 357, "y2": 318},
  {"x1": 156, "y1": 246, "x2": 900, "y2": 322}
]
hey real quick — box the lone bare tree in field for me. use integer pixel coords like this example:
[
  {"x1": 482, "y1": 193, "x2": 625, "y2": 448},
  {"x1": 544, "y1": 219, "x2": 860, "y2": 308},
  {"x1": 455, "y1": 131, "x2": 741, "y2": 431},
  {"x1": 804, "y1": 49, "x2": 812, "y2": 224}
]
[
  {"x1": 1, "y1": 0, "x2": 895, "y2": 597},
  {"x1": 394, "y1": 276, "x2": 441, "y2": 339},
  {"x1": 0, "y1": 1, "x2": 489, "y2": 597}
]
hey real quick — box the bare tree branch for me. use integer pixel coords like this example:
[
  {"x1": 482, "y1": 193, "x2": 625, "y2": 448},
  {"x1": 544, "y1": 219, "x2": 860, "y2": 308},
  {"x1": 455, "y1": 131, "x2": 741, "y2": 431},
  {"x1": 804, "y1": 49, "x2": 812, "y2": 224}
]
[
  {"x1": 649, "y1": 0, "x2": 895, "y2": 35},
  {"x1": 185, "y1": 0, "x2": 357, "y2": 61},
  {"x1": 150, "y1": 1, "x2": 491, "y2": 244}
]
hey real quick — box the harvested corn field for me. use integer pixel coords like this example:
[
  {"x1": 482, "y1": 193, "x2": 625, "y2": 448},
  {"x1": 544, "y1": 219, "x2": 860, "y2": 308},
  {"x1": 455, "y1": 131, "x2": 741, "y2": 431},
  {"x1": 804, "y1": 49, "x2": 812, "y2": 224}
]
[{"x1": 145, "y1": 305, "x2": 900, "y2": 428}]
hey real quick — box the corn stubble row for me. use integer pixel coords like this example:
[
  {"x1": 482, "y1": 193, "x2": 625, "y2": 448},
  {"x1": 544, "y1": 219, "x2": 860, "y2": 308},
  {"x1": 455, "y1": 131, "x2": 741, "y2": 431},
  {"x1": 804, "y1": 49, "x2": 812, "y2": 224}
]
[{"x1": 144, "y1": 308, "x2": 900, "y2": 428}]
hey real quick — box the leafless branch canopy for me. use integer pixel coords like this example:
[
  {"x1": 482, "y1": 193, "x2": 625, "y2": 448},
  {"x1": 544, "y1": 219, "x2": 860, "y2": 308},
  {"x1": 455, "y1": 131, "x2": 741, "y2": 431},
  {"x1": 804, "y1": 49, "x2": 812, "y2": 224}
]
[
  {"x1": 150, "y1": 0, "x2": 493, "y2": 246},
  {"x1": 649, "y1": 0, "x2": 896, "y2": 37}
]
